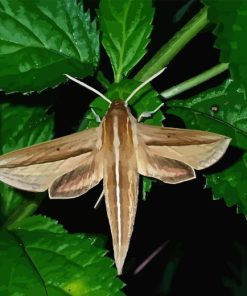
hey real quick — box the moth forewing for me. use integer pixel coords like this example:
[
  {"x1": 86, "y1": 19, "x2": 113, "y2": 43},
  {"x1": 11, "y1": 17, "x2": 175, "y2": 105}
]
[
  {"x1": 0, "y1": 128, "x2": 100, "y2": 168},
  {"x1": 0, "y1": 153, "x2": 91, "y2": 192},
  {"x1": 137, "y1": 124, "x2": 231, "y2": 170},
  {"x1": 0, "y1": 128, "x2": 100, "y2": 192}
]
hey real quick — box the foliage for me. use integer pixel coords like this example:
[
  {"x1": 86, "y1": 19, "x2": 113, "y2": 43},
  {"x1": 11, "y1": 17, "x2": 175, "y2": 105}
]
[
  {"x1": 99, "y1": 0, "x2": 154, "y2": 82},
  {"x1": 0, "y1": 0, "x2": 247, "y2": 294},
  {"x1": 0, "y1": 215, "x2": 124, "y2": 295},
  {"x1": 0, "y1": 0, "x2": 99, "y2": 93},
  {"x1": 202, "y1": 0, "x2": 247, "y2": 91}
]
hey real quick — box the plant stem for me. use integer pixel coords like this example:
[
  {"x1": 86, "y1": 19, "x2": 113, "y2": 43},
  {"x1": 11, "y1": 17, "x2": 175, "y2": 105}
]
[
  {"x1": 134, "y1": 7, "x2": 208, "y2": 82},
  {"x1": 161, "y1": 63, "x2": 229, "y2": 99},
  {"x1": 3, "y1": 194, "x2": 45, "y2": 230}
]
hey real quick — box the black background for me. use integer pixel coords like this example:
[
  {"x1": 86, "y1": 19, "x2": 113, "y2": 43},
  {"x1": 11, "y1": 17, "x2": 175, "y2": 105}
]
[{"x1": 27, "y1": 0, "x2": 247, "y2": 295}]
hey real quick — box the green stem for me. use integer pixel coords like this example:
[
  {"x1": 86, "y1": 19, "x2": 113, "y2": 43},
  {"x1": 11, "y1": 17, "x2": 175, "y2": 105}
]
[
  {"x1": 161, "y1": 63, "x2": 229, "y2": 99},
  {"x1": 3, "y1": 194, "x2": 45, "y2": 230},
  {"x1": 134, "y1": 7, "x2": 208, "y2": 82}
]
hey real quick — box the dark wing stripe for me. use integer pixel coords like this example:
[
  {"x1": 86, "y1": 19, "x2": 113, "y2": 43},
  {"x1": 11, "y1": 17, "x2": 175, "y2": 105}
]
[
  {"x1": 137, "y1": 124, "x2": 231, "y2": 170},
  {"x1": 0, "y1": 128, "x2": 100, "y2": 167},
  {"x1": 137, "y1": 124, "x2": 230, "y2": 146}
]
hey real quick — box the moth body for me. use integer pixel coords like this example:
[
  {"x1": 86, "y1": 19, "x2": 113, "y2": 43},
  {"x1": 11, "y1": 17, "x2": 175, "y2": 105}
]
[{"x1": 102, "y1": 100, "x2": 138, "y2": 274}]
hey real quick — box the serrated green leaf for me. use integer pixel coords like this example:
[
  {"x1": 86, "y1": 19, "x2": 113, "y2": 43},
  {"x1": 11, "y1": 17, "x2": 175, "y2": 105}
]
[
  {"x1": 167, "y1": 79, "x2": 247, "y2": 216},
  {"x1": 0, "y1": 215, "x2": 124, "y2": 295},
  {"x1": 202, "y1": 0, "x2": 247, "y2": 91},
  {"x1": 0, "y1": 0, "x2": 99, "y2": 93},
  {"x1": 78, "y1": 78, "x2": 164, "y2": 200},
  {"x1": 99, "y1": 0, "x2": 154, "y2": 82},
  {"x1": 0, "y1": 102, "x2": 54, "y2": 221},
  {"x1": 1, "y1": 103, "x2": 54, "y2": 154},
  {"x1": 9, "y1": 214, "x2": 107, "y2": 250},
  {"x1": 9, "y1": 215, "x2": 66, "y2": 233}
]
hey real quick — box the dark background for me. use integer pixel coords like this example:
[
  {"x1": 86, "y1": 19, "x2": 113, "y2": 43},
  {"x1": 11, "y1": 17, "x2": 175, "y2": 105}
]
[{"x1": 27, "y1": 0, "x2": 247, "y2": 295}]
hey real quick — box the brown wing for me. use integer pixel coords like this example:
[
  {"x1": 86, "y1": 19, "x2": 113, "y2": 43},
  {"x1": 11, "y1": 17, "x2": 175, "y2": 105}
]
[
  {"x1": 0, "y1": 128, "x2": 99, "y2": 168},
  {"x1": 137, "y1": 124, "x2": 231, "y2": 170},
  {"x1": 137, "y1": 145, "x2": 195, "y2": 184},
  {"x1": 0, "y1": 128, "x2": 101, "y2": 192},
  {"x1": 49, "y1": 151, "x2": 103, "y2": 199}
]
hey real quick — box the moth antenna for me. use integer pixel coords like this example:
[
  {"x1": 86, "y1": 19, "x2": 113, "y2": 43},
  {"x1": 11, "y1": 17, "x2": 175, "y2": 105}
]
[
  {"x1": 125, "y1": 67, "x2": 167, "y2": 105},
  {"x1": 65, "y1": 74, "x2": 112, "y2": 104}
]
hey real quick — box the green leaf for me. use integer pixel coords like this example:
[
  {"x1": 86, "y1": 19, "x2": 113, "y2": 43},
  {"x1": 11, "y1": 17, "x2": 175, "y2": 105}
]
[
  {"x1": 0, "y1": 0, "x2": 99, "y2": 93},
  {"x1": 0, "y1": 102, "x2": 54, "y2": 222},
  {"x1": 202, "y1": 0, "x2": 247, "y2": 91},
  {"x1": 99, "y1": 0, "x2": 154, "y2": 82},
  {"x1": 8, "y1": 215, "x2": 65, "y2": 233},
  {"x1": 78, "y1": 79, "x2": 164, "y2": 200},
  {"x1": 142, "y1": 177, "x2": 153, "y2": 201},
  {"x1": 0, "y1": 215, "x2": 124, "y2": 295},
  {"x1": 1, "y1": 103, "x2": 54, "y2": 154},
  {"x1": 167, "y1": 79, "x2": 247, "y2": 216}
]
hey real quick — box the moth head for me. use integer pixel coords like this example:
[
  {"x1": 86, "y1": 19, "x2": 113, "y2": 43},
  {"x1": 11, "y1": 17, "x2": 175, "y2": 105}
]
[
  {"x1": 65, "y1": 67, "x2": 166, "y2": 107},
  {"x1": 109, "y1": 100, "x2": 125, "y2": 110}
]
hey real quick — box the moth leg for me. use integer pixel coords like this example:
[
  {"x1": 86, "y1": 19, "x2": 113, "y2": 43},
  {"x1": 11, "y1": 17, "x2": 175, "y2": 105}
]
[
  {"x1": 94, "y1": 189, "x2": 104, "y2": 209},
  {"x1": 91, "y1": 108, "x2": 102, "y2": 123},
  {"x1": 138, "y1": 103, "x2": 164, "y2": 122}
]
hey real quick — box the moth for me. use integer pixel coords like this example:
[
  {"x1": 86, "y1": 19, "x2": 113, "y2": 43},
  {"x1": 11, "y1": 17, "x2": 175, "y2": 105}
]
[{"x1": 0, "y1": 68, "x2": 231, "y2": 274}]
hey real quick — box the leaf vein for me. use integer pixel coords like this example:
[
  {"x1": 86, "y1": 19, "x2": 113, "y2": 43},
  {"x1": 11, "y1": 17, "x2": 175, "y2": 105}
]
[
  {"x1": 34, "y1": 5, "x2": 81, "y2": 60},
  {"x1": 169, "y1": 106, "x2": 247, "y2": 138},
  {"x1": 115, "y1": 1, "x2": 132, "y2": 82},
  {"x1": 0, "y1": 44, "x2": 87, "y2": 72},
  {"x1": 0, "y1": 11, "x2": 45, "y2": 46},
  {"x1": 9, "y1": 231, "x2": 49, "y2": 296}
]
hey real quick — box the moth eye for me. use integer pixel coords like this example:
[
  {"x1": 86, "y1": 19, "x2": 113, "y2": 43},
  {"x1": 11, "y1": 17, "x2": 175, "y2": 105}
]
[
  {"x1": 210, "y1": 104, "x2": 219, "y2": 113},
  {"x1": 56, "y1": 148, "x2": 60, "y2": 151}
]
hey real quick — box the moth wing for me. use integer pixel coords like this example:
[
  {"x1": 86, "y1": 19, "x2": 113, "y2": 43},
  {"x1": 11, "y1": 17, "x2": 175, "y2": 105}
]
[
  {"x1": 0, "y1": 128, "x2": 101, "y2": 192},
  {"x1": 49, "y1": 151, "x2": 103, "y2": 198},
  {"x1": 137, "y1": 145, "x2": 195, "y2": 184},
  {"x1": 0, "y1": 153, "x2": 94, "y2": 192},
  {"x1": 137, "y1": 124, "x2": 231, "y2": 170},
  {"x1": 0, "y1": 127, "x2": 99, "y2": 167}
]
